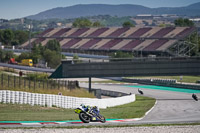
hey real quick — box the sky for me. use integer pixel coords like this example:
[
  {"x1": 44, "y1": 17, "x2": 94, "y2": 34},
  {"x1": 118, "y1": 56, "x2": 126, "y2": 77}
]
[{"x1": 0, "y1": 0, "x2": 200, "y2": 20}]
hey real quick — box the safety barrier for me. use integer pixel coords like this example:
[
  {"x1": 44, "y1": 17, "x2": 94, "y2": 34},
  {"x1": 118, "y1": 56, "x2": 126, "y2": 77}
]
[
  {"x1": 122, "y1": 78, "x2": 176, "y2": 84},
  {"x1": 122, "y1": 78, "x2": 200, "y2": 90},
  {"x1": 0, "y1": 90, "x2": 135, "y2": 109}
]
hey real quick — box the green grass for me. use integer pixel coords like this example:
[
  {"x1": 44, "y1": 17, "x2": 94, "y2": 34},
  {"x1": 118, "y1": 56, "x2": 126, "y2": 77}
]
[
  {"x1": 101, "y1": 95, "x2": 156, "y2": 119},
  {"x1": 0, "y1": 95, "x2": 155, "y2": 121},
  {"x1": 128, "y1": 76, "x2": 200, "y2": 83},
  {"x1": 0, "y1": 71, "x2": 95, "y2": 98},
  {"x1": 0, "y1": 104, "x2": 76, "y2": 121}
]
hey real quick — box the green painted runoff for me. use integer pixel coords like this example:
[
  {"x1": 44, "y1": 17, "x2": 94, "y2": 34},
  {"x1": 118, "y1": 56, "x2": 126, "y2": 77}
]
[{"x1": 126, "y1": 85, "x2": 200, "y2": 93}]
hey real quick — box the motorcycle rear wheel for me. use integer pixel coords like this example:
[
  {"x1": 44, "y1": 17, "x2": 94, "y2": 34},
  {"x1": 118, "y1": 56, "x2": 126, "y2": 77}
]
[
  {"x1": 100, "y1": 116, "x2": 106, "y2": 123},
  {"x1": 79, "y1": 112, "x2": 90, "y2": 123}
]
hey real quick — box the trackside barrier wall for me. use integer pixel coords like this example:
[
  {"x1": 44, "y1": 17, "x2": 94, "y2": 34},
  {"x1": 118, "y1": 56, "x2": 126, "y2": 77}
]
[
  {"x1": 122, "y1": 78, "x2": 200, "y2": 90},
  {"x1": 0, "y1": 90, "x2": 135, "y2": 109}
]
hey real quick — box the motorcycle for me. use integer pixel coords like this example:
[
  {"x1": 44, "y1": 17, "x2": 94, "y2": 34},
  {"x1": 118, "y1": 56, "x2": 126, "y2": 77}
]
[
  {"x1": 192, "y1": 94, "x2": 198, "y2": 101},
  {"x1": 74, "y1": 105, "x2": 106, "y2": 123}
]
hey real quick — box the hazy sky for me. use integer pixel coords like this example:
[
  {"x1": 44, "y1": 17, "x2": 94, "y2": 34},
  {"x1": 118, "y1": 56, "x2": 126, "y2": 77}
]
[{"x1": 0, "y1": 0, "x2": 200, "y2": 20}]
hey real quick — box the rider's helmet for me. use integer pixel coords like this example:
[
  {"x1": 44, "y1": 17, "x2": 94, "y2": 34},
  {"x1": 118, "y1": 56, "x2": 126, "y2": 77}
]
[
  {"x1": 80, "y1": 104, "x2": 85, "y2": 107},
  {"x1": 93, "y1": 106, "x2": 98, "y2": 110}
]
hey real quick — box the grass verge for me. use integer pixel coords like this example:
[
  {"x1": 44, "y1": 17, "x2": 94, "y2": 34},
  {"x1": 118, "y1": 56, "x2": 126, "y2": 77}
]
[{"x1": 0, "y1": 95, "x2": 155, "y2": 121}]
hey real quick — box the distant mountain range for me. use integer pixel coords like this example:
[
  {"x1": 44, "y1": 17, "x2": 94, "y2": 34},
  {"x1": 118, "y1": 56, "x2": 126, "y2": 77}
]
[{"x1": 27, "y1": 2, "x2": 200, "y2": 20}]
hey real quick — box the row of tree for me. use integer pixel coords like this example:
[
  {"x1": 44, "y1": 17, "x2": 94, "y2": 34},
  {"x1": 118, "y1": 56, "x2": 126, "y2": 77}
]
[
  {"x1": 72, "y1": 18, "x2": 135, "y2": 28},
  {"x1": 0, "y1": 39, "x2": 64, "y2": 68},
  {"x1": 20, "y1": 40, "x2": 64, "y2": 68},
  {"x1": 0, "y1": 29, "x2": 29, "y2": 46}
]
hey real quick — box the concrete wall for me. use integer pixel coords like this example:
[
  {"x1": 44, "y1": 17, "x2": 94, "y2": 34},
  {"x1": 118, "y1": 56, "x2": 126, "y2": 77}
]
[
  {"x1": 0, "y1": 90, "x2": 135, "y2": 109},
  {"x1": 60, "y1": 58, "x2": 200, "y2": 78},
  {"x1": 123, "y1": 78, "x2": 200, "y2": 90}
]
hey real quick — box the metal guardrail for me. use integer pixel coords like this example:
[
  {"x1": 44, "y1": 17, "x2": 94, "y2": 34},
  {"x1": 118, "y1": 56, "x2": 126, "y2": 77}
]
[{"x1": 0, "y1": 63, "x2": 55, "y2": 73}]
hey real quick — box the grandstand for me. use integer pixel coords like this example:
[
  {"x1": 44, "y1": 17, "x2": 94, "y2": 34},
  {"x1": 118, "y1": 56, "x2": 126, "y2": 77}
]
[{"x1": 21, "y1": 27, "x2": 197, "y2": 57}]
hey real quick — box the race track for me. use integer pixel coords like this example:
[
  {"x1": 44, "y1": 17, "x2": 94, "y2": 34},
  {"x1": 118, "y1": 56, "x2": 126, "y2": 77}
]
[
  {"x1": 80, "y1": 83, "x2": 200, "y2": 124},
  {"x1": 0, "y1": 82, "x2": 200, "y2": 127}
]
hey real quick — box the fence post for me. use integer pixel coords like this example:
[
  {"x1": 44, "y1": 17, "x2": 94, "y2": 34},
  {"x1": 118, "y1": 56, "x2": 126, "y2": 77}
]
[
  {"x1": 47, "y1": 80, "x2": 49, "y2": 89},
  {"x1": 39, "y1": 81, "x2": 40, "y2": 88},
  {"x1": 1, "y1": 74, "x2": 3, "y2": 87},
  {"x1": 14, "y1": 76, "x2": 16, "y2": 88},
  {"x1": 65, "y1": 80, "x2": 67, "y2": 89},
  {"x1": 58, "y1": 80, "x2": 60, "y2": 90},
  {"x1": 50, "y1": 80, "x2": 53, "y2": 89},
  {"x1": 8, "y1": 75, "x2": 9, "y2": 88},
  {"x1": 29, "y1": 77, "x2": 31, "y2": 90},
  {"x1": 34, "y1": 80, "x2": 36, "y2": 92},
  {"x1": 43, "y1": 80, "x2": 44, "y2": 89},
  {"x1": 19, "y1": 76, "x2": 21, "y2": 88},
  {"x1": 24, "y1": 78, "x2": 26, "y2": 89}
]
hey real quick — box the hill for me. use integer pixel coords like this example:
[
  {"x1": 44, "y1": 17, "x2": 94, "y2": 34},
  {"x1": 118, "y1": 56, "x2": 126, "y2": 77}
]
[{"x1": 27, "y1": 3, "x2": 200, "y2": 20}]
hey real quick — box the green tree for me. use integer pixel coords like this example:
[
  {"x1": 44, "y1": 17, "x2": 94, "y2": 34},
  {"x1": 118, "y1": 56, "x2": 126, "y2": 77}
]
[
  {"x1": 110, "y1": 51, "x2": 133, "y2": 58},
  {"x1": 73, "y1": 18, "x2": 92, "y2": 28},
  {"x1": 4, "y1": 51, "x2": 14, "y2": 62},
  {"x1": 73, "y1": 54, "x2": 81, "y2": 63},
  {"x1": 11, "y1": 40, "x2": 20, "y2": 46},
  {"x1": 45, "y1": 39, "x2": 61, "y2": 52},
  {"x1": 17, "y1": 52, "x2": 31, "y2": 62},
  {"x1": 93, "y1": 21, "x2": 102, "y2": 27},
  {"x1": 13, "y1": 30, "x2": 29, "y2": 45},
  {"x1": 0, "y1": 30, "x2": 3, "y2": 43},
  {"x1": 159, "y1": 24, "x2": 166, "y2": 27},
  {"x1": 174, "y1": 18, "x2": 194, "y2": 27},
  {"x1": 122, "y1": 21, "x2": 134, "y2": 27},
  {"x1": 0, "y1": 49, "x2": 5, "y2": 62},
  {"x1": 2, "y1": 29, "x2": 14, "y2": 45},
  {"x1": 43, "y1": 49, "x2": 61, "y2": 68},
  {"x1": 30, "y1": 44, "x2": 42, "y2": 64}
]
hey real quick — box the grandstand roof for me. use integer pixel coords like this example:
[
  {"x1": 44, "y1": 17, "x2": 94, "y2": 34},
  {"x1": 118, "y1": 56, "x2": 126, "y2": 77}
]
[{"x1": 21, "y1": 27, "x2": 196, "y2": 53}]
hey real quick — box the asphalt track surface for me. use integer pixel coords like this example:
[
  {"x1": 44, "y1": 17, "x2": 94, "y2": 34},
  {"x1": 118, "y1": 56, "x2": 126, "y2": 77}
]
[
  {"x1": 0, "y1": 83, "x2": 200, "y2": 127},
  {"x1": 80, "y1": 83, "x2": 200, "y2": 124}
]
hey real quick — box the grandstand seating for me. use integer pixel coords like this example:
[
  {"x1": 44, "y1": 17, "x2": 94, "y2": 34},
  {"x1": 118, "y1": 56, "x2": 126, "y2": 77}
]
[
  {"x1": 164, "y1": 27, "x2": 186, "y2": 38},
  {"x1": 134, "y1": 40, "x2": 156, "y2": 50},
  {"x1": 80, "y1": 28, "x2": 98, "y2": 37},
  {"x1": 60, "y1": 39, "x2": 71, "y2": 46},
  {"x1": 80, "y1": 39, "x2": 102, "y2": 49},
  {"x1": 151, "y1": 27, "x2": 175, "y2": 38},
  {"x1": 62, "y1": 39, "x2": 82, "y2": 49},
  {"x1": 141, "y1": 27, "x2": 162, "y2": 38},
  {"x1": 22, "y1": 27, "x2": 196, "y2": 54},
  {"x1": 37, "y1": 28, "x2": 54, "y2": 37},
  {"x1": 33, "y1": 38, "x2": 46, "y2": 45},
  {"x1": 41, "y1": 39, "x2": 51, "y2": 46},
  {"x1": 51, "y1": 28, "x2": 71, "y2": 37},
  {"x1": 88, "y1": 28, "x2": 109, "y2": 37},
  {"x1": 129, "y1": 28, "x2": 152, "y2": 38},
  {"x1": 111, "y1": 40, "x2": 133, "y2": 50},
  {"x1": 99, "y1": 39, "x2": 123, "y2": 50},
  {"x1": 43, "y1": 28, "x2": 61, "y2": 37},
  {"x1": 71, "y1": 39, "x2": 90, "y2": 49},
  {"x1": 143, "y1": 39, "x2": 169, "y2": 51},
  {"x1": 99, "y1": 28, "x2": 118, "y2": 37},
  {"x1": 175, "y1": 27, "x2": 195, "y2": 39},
  {"x1": 121, "y1": 40, "x2": 144, "y2": 51},
  {"x1": 91, "y1": 39, "x2": 111, "y2": 49},
  {"x1": 157, "y1": 40, "x2": 177, "y2": 51},
  {"x1": 107, "y1": 28, "x2": 129, "y2": 37},
  {"x1": 69, "y1": 28, "x2": 89, "y2": 37}
]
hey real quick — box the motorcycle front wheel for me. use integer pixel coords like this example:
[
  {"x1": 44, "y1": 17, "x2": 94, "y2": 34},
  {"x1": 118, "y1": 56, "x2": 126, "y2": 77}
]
[{"x1": 79, "y1": 112, "x2": 90, "y2": 123}]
